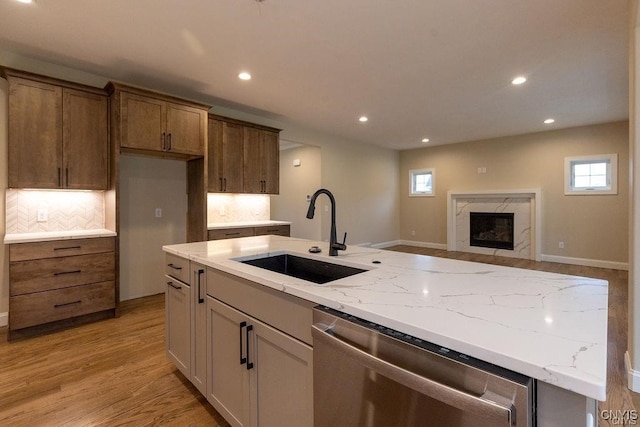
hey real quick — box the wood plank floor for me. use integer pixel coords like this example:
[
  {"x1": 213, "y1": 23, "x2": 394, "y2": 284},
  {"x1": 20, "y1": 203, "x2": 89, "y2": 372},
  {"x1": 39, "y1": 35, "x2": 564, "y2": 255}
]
[{"x1": 0, "y1": 246, "x2": 637, "y2": 426}]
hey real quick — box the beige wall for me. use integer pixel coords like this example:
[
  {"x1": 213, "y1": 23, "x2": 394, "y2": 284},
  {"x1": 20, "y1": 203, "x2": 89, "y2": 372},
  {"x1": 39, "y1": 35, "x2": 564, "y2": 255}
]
[
  {"x1": 119, "y1": 155, "x2": 187, "y2": 300},
  {"x1": 400, "y1": 121, "x2": 629, "y2": 264},
  {"x1": 272, "y1": 145, "x2": 322, "y2": 240}
]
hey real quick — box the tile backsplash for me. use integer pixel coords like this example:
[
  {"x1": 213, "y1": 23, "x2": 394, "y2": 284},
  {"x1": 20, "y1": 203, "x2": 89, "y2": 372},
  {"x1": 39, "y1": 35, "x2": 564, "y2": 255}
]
[
  {"x1": 207, "y1": 193, "x2": 270, "y2": 224},
  {"x1": 6, "y1": 189, "x2": 105, "y2": 234}
]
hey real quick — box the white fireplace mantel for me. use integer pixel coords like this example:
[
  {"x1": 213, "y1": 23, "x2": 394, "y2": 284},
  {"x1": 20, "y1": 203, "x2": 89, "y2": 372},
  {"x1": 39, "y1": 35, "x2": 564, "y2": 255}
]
[{"x1": 447, "y1": 189, "x2": 542, "y2": 261}]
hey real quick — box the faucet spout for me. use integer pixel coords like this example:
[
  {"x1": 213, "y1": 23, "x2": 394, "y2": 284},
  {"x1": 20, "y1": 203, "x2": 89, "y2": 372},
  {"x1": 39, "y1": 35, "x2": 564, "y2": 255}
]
[{"x1": 306, "y1": 188, "x2": 346, "y2": 256}]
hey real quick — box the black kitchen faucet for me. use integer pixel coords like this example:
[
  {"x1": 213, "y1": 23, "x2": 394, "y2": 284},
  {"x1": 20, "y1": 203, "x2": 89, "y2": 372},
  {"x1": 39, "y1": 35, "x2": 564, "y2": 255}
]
[{"x1": 306, "y1": 188, "x2": 347, "y2": 256}]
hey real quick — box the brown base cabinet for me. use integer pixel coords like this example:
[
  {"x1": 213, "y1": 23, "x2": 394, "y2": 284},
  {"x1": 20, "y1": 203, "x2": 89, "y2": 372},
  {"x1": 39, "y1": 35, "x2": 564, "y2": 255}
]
[
  {"x1": 8, "y1": 237, "x2": 116, "y2": 337},
  {"x1": 208, "y1": 224, "x2": 290, "y2": 241}
]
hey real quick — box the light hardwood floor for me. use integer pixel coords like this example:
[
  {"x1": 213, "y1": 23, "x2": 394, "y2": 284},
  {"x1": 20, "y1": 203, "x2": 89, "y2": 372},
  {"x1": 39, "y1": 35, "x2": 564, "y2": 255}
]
[{"x1": 0, "y1": 246, "x2": 637, "y2": 426}]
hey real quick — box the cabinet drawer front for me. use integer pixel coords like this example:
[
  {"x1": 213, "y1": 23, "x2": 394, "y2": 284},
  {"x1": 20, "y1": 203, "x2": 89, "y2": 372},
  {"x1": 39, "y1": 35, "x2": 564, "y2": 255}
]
[
  {"x1": 207, "y1": 268, "x2": 314, "y2": 345},
  {"x1": 165, "y1": 253, "x2": 190, "y2": 284},
  {"x1": 10, "y1": 252, "x2": 115, "y2": 296},
  {"x1": 254, "y1": 225, "x2": 290, "y2": 237},
  {"x1": 10, "y1": 281, "x2": 115, "y2": 330},
  {"x1": 9, "y1": 237, "x2": 115, "y2": 262},
  {"x1": 208, "y1": 227, "x2": 255, "y2": 241}
]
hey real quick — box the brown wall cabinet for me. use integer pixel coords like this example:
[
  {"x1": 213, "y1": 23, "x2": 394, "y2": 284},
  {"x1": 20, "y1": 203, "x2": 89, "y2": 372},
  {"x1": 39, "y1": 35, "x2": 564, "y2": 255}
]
[
  {"x1": 8, "y1": 237, "x2": 116, "y2": 337},
  {"x1": 208, "y1": 115, "x2": 280, "y2": 194},
  {"x1": 108, "y1": 83, "x2": 208, "y2": 158},
  {"x1": 3, "y1": 70, "x2": 108, "y2": 190}
]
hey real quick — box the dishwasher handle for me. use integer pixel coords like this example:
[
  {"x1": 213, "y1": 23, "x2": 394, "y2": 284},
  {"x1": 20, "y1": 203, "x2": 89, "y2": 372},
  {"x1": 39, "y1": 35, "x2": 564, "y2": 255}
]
[{"x1": 311, "y1": 324, "x2": 514, "y2": 427}]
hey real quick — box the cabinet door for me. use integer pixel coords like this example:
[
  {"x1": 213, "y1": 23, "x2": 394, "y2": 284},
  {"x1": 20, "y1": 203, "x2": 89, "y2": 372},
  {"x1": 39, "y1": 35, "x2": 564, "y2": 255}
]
[
  {"x1": 166, "y1": 277, "x2": 191, "y2": 378},
  {"x1": 208, "y1": 118, "x2": 224, "y2": 191},
  {"x1": 207, "y1": 297, "x2": 251, "y2": 427},
  {"x1": 62, "y1": 88, "x2": 108, "y2": 190},
  {"x1": 8, "y1": 77, "x2": 62, "y2": 188},
  {"x1": 242, "y1": 126, "x2": 263, "y2": 194},
  {"x1": 251, "y1": 318, "x2": 313, "y2": 427},
  {"x1": 222, "y1": 122, "x2": 245, "y2": 193},
  {"x1": 191, "y1": 264, "x2": 207, "y2": 395},
  {"x1": 261, "y1": 131, "x2": 280, "y2": 194},
  {"x1": 166, "y1": 102, "x2": 206, "y2": 156},
  {"x1": 120, "y1": 92, "x2": 165, "y2": 151}
]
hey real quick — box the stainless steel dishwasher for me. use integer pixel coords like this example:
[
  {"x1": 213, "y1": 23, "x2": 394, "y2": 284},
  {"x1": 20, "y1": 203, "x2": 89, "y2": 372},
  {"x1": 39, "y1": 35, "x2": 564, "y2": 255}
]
[{"x1": 312, "y1": 306, "x2": 534, "y2": 427}]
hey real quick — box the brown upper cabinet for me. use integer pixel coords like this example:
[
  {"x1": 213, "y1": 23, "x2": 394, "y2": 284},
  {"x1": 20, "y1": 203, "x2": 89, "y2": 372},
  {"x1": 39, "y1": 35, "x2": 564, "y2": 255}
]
[
  {"x1": 208, "y1": 114, "x2": 280, "y2": 194},
  {"x1": 3, "y1": 69, "x2": 109, "y2": 190},
  {"x1": 106, "y1": 82, "x2": 209, "y2": 158}
]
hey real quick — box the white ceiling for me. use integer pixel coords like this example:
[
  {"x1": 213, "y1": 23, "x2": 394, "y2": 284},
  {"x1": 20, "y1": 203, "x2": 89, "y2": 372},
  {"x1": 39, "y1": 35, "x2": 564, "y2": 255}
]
[{"x1": 0, "y1": 0, "x2": 629, "y2": 150}]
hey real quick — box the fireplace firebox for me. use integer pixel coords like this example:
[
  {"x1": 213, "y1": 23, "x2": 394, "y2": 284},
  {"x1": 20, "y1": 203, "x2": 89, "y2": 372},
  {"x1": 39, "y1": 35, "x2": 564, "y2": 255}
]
[{"x1": 470, "y1": 212, "x2": 514, "y2": 250}]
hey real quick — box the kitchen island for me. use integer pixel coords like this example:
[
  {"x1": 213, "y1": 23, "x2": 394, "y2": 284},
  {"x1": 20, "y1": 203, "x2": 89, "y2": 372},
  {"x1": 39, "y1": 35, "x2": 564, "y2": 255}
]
[{"x1": 164, "y1": 235, "x2": 608, "y2": 426}]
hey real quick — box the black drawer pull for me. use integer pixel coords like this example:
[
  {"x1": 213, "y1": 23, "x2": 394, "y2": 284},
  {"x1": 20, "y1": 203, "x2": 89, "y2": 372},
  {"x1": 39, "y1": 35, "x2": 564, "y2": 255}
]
[
  {"x1": 54, "y1": 270, "x2": 81, "y2": 276},
  {"x1": 53, "y1": 246, "x2": 81, "y2": 251},
  {"x1": 167, "y1": 281, "x2": 182, "y2": 290},
  {"x1": 167, "y1": 264, "x2": 183, "y2": 270},
  {"x1": 54, "y1": 300, "x2": 81, "y2": 308},
  {"x1": 226, "y1": 232, "x2": 241, "y2": 236}
]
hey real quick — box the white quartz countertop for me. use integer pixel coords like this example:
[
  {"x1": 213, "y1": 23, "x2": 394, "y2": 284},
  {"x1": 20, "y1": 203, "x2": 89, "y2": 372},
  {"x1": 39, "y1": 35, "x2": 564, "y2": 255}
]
[
  {"x1": 163, "y1": 235, "x2": 608, "y2": 401},
  {"x1": 207, "y1": 220, "x2": 291, "y2": 230},
  {"x1": 4, "y1": 228, "x2": 117, "y2": 244}
]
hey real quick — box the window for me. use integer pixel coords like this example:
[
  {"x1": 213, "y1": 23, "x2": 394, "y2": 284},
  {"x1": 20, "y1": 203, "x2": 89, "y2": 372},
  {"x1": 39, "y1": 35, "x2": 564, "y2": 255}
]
[
  {"x1": 564, "y1": 154, "x2": 617, "y2": 195},
  {"x1": 410, "y1": 168, "x2": 435, "y2": 197}
]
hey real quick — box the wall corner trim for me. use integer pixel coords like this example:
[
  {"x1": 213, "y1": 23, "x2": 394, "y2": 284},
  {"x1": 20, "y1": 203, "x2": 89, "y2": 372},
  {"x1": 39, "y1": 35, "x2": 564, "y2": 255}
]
[{"x1": 625, "y1": 351, "x2": 640, "y2": 393}]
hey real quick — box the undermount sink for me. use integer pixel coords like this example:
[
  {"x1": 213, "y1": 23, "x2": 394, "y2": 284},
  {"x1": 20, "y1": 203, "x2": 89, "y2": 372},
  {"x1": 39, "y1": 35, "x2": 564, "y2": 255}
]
[{"x1": 238, "y1": 253, "x2": 367, "y2": 284}]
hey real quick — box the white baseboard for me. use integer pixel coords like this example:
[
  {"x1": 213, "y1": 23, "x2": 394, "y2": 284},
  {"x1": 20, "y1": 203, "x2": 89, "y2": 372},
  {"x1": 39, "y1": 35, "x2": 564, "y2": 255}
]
[
  {"x1": 540, "y1": 254, "x2": 628, "y2": 271},
  {"x1": 395, "y1": 240, "x2": 448, "y2": 250},
  {"x1": 370, "y1": 240, "x2": 402, "y2": 249},
  {"x1": 625, "y1": 351, "x2": 640, "y2": 393},
  {"x1": 0, "y1": 312, "x2": 7, "y2": 327}
]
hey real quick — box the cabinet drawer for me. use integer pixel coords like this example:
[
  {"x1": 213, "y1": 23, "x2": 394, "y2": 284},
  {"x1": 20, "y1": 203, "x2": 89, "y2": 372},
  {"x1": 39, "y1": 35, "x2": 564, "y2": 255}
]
[
  {"x1": 208, "y1": 227, "x2": 255, "y2": 241},
  {"x1": 9, "y1": 237, "x2": 115, "y2": 262},
  {"x1": 254, "y1": 224, "x2": 290, "y2": 237},
  {"x1": 9, "y1": 281, "x2": 115, "y2": 330},
  {"x1": 10, "y1": 252, "x2": 115, "y2": 296},
  {"x1": 207, "y1": 267, "x2": 314, "y2": 345},
  {"x1": 165, "y1": 253, "x2": 190, "y2": 284}
]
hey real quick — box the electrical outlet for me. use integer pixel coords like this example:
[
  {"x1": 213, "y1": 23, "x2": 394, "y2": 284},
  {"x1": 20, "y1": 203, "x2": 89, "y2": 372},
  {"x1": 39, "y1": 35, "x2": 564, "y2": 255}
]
[
  {"x1": 558, "y1": 241, "x2": 565, "y2": 249},
  {"x1": 324, "y1": 205, "x2": 329, "y2": 212},
  {"x1": 411, "y1": 230, "x2": 416, "y2": 236},
  {"x1": 155, "y1": 208, "x2": 162, "y2": 218},
  {"x1": 37, "y1": 209, "x2": 48, "y2": 222}
]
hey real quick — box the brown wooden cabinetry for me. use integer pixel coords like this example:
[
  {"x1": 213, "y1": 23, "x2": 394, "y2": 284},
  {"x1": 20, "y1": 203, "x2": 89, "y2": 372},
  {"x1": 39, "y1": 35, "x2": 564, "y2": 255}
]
[
  {"x1": 107, "y1": 83, "x2": 208, "y2": 158},
  {"x1": 8, "y1": 237, "x2": 116, "y2": 338},
  {"x1": 3, "y1": 69, "x2": 108, "y2": 190},
  {"x1": 208, "y1": 115, "x2": 280, "y2": 194},
  {"x1": 208, "y1": 224, "x2": 290, "y2": 240}
]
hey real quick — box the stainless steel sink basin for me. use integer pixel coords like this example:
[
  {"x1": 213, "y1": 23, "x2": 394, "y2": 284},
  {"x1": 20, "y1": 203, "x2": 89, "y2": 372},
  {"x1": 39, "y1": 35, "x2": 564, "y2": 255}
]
[{"x1": 239, "y1": 253, "x2": 367, "y2": 284}]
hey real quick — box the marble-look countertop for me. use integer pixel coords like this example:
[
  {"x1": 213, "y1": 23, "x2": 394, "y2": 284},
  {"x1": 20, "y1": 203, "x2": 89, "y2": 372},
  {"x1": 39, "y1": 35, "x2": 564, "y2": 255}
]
[
  {"x1": 163, "y1": 235, "x2": 608, "y2": 401},
  {"x1": 4, "y1": 228, "x2": 117, "y2": 244},
  {"x1": 207, "y1": 220, "x2": 291, "y2": 230}
]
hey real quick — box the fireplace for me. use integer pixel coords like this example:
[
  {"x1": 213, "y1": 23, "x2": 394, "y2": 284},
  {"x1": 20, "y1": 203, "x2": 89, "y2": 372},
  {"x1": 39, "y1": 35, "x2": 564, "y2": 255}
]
[{"x1": 470, "y1": 212, "x2": 514, "y2": 250}]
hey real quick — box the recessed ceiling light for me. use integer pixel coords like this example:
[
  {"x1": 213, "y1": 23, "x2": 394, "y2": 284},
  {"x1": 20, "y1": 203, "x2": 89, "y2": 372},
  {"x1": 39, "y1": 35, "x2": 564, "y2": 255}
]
[
  {"x1": 359, "y1": 116, "x2": 368, "y2": 123},
  {"x1": 511, "y1": 76, "x2": 527, "y2": 85},
  {"x1": 544, "y1": 118, "x2": 555, "y2": 124},
  {"x1": 238, "y1": 72, "x2": 251, "y2": 81},
  {"x1": 421, "y1": 138, "x2": 430, "y2": 143}
]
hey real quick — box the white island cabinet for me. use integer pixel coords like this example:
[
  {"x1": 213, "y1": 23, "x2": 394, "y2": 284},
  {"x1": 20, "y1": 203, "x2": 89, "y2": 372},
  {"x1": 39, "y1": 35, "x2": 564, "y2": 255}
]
[{"x1": 164, "y1": 235, "x2": 608, "y2": 427}]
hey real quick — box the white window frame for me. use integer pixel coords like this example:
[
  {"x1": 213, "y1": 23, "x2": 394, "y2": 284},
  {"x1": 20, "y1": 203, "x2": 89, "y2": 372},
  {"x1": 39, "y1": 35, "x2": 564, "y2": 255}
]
[
  {"x1": 564, "y1": 154, "x2": 617, "y2": 195},
  {"x1": 409, "y1": 168, "x2": 435, "y2": 197}
]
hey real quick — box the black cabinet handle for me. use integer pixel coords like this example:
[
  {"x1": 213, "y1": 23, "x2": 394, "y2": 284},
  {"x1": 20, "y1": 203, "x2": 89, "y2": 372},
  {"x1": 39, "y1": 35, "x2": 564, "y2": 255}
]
[
  {"x1": 167, "y1": 281, "x2": 181, "y2": 290},
  {"x1": 167, "y1": 133, "x2": 172, "y2": 150},
  {"x1": 53, "y1": 246, "x2": 81, "y2": 251},
  {"x1": 54, "y1": 300, "x2": 81, "y2": 308},
  {"x1": 167, "y1": 263, "x2": 182, "y2": 271},
  {"x1": 54, "y1": 270, "x2": 81, "y2": 276},
  {"x1": 161, "y1": 132, "x2": 166, "y2": 150},
  {"x1": 65, "y1": 168, "x2": 69, "y2": 188},
  {"x1": 225, "y1": 232, "x2": 241, "y2": 236},
  {"x1": 240, "y1": 321, "x2": 247, "y2": 365},
  {"x1": 246, "y1": 324, "x2": 254, "y2": 370},
  {"x1": 223, "y1": 178, "x2": 227, "y2": 192},
  {"x1": 197, "y1": 269, "x2": 204, "y2": 304},
  {"x1": 57, "y1": 167, "x2": 62, "y2": 188},
  {"x1": 219, "y1": 177, "x2": 223, "y2": 192}
]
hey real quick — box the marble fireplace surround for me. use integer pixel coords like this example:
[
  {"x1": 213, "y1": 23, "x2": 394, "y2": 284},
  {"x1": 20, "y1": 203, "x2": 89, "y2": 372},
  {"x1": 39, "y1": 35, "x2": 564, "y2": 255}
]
[{"x1": 447, "y1": 189, "x2": 542, "y2": 261}]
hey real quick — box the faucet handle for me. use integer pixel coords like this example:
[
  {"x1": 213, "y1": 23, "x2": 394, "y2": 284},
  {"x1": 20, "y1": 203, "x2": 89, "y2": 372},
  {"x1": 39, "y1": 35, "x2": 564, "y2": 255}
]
[{"x1": 333, "y1": 232, "x2": 348, "y2": 252}]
